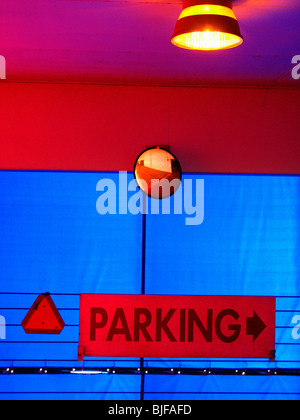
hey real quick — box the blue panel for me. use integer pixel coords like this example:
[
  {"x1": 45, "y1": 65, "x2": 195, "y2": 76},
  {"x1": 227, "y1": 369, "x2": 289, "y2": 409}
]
[
  {"x1": 0, "y1": 374, "x2": 141, "y2": 400},
  {"x1": 0, "y1": 171, "x2": 299, "y2": 399},
  {"x1": 144, "y1": 375, "x2": 300, "y2": 400},
  {"x1": 0, "y1": 171, "x2": 143, "y2": 397},
  {"x1": 145, "y1": 174, "x2": 300, "y2": 297},
  {"x1": 144, "y1": 174, "x2": 300, "y2": 371},
  {"x1": 0, "y1": 171, "x2": 142, "y2": 294}
]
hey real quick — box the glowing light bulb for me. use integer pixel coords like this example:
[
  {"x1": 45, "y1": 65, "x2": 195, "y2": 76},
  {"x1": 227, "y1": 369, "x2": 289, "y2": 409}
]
[{"x1": 171, "y1": 1, "x2": 243, "y2": 51}]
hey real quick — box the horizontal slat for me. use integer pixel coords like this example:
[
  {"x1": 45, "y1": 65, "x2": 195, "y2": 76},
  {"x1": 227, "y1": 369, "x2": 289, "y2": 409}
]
[
  {"x1": 0, "y1": 342, "x2": 79, "y2": 361},
  {"x1": 0, "y1": 293, "x2": 80, "y2": 310},
  {"x1": 144, "y1": 359, "x2": 300, "y2": 369},
  {"x1": 276, "y1": 297, "x2": 300, "y2": 311},
  {"x1": 0, "y1": 345, "x2": 298, "y2": 365},
  {"x1": 143, "y1": 375, "x2": 300, "y2": 400},
  {"x1": 4, "y1": 326, "x2": 79, "y2": 342},
  {"x1": 276, "y1": 326, "x2": 300, "y2": 344},
  {"x1": 276, "y1": 311, "x2": 300, "y2": 327},
  {"x1": 0, "y1": 309, "x2": 78, "y2": 328},
  {"x1": 0, "y1": 392, "x2": 141, "y2": 401},
  {"x1": 1, "y1": 310, "x2": 299, "y2": 329},
  {"x1": 1, "y1": 374, "x2": 300, "y2": 400},
  {"x1": 274, "y1": 344, "x2": 300, "y2": 361},
  {"x1": 2, "y1": 325, "x2": 299, "y2": 344},
  {"x1": 0, "y1": 294, "x2": 299, "y2": 310},
  {"x1": 0, "y1": 374, "x2": 141, "y2": 401},
  {"x1": 0, "y1": 359, "x2": 141, "y2": 369},
  {"x1": 144, "y1": 392, "x2": 300, "y2": 400},
  {"x1": 148, "y1": 374, "x2": 300, "y2": 392}
]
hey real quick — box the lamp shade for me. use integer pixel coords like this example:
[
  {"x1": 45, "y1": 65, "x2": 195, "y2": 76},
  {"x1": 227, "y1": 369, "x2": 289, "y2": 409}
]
[{"x1": 171, "y1": 0, "x2": 243, "y2": 51}]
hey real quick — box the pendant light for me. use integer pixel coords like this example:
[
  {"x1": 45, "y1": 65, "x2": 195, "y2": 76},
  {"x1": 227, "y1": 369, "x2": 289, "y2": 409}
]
[{"x1": 171, "y1": 0, "x2": 243, "y2": 51}]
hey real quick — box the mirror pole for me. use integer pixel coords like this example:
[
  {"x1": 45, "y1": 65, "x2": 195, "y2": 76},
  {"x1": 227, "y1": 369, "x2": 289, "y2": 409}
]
[{"x1": 140, "y1": 192, "x2": 147, "y2": 401}]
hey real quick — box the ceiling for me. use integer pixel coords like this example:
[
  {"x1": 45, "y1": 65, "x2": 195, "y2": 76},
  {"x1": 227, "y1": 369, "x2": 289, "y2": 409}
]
[{"x1": 1, "y1": 0, "x2": 300, "y2": 87}]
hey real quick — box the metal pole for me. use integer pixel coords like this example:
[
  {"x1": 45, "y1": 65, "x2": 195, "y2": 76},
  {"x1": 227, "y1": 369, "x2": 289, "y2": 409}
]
[{"x1": 140, "y1": 193, "x2": 147, "y2": 400}]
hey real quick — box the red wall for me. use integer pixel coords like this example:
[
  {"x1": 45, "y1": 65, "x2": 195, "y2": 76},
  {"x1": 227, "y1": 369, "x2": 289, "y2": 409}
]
[{"x1": 0, "y1": 82, "x2": 299, "y2": 174}]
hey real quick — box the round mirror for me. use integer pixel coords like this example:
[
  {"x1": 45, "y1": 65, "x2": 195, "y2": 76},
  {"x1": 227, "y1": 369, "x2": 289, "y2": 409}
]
[{"x1": 134, "y1": 147, "x2": 182, "y2": 199}]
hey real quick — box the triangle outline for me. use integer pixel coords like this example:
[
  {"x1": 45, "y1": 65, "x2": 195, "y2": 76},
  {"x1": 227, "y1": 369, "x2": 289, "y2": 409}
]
[{"x1": 21, "y1": 293, "x2": 65, "y2": 335}]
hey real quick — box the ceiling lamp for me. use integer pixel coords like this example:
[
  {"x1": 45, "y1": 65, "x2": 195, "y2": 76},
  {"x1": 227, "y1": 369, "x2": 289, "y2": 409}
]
[{"x1": 171, "y1": 0, "x2": 243, "y2": 51}]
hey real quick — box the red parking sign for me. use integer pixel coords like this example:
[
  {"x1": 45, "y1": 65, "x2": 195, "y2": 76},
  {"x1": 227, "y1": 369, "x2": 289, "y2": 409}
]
[{"x1": 78, "y1": 294, "x2": 275, "y2": 359}]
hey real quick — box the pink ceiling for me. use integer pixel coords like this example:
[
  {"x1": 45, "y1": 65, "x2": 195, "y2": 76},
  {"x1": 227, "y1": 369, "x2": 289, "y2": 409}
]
[{"x1": 1, "y1": 0, "x2": 300, "y2": 87}]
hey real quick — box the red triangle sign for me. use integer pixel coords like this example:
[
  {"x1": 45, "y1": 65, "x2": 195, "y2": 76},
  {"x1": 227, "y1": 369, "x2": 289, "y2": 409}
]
[{"x1": 22, "y1": 293, "x2": 65, "y2": 334}]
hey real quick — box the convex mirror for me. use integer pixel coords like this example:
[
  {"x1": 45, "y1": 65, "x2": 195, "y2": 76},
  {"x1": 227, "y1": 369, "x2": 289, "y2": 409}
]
[{"x1": 134, "y1": 147, "x2": 182, "y2": 199}]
